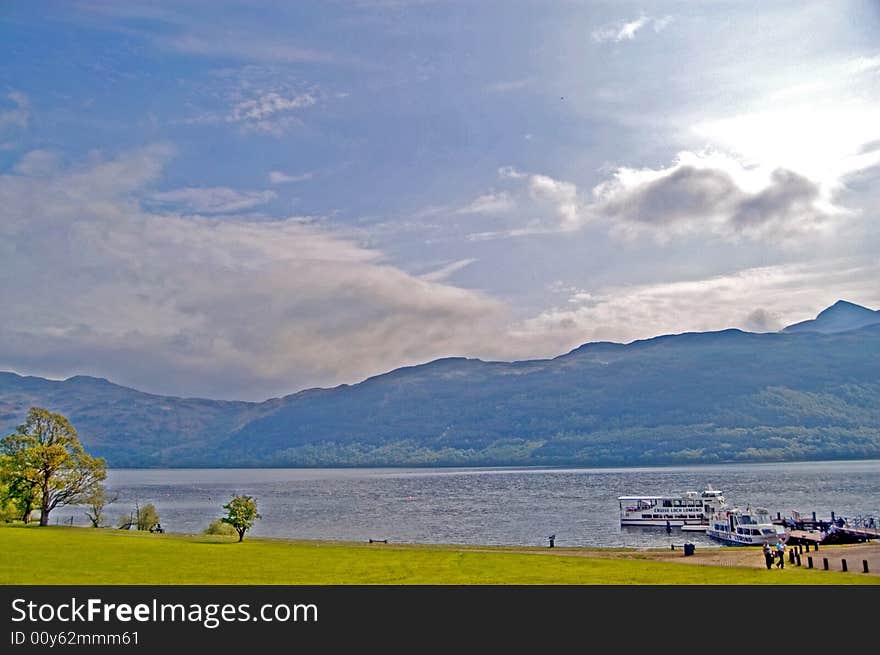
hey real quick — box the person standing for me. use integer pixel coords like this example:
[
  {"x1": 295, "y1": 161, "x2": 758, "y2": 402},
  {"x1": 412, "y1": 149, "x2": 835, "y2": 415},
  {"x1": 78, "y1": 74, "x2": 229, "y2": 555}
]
[
  {"x1": 763, "y1": 543, "x2": 774, "y2": 569},
  {"x1": 775, "y1": 539, "x2": 786, "y2": 569}
]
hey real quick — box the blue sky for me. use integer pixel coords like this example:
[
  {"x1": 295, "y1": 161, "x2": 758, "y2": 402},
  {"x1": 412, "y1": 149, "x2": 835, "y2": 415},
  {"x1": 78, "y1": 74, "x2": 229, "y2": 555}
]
[{"x1": 2, "y1": 1, "x2": 879, "y2": 399}]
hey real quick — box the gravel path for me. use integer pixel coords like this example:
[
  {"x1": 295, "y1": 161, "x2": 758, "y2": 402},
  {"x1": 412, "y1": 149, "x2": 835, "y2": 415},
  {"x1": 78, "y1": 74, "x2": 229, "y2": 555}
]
[{"x1": 643, "y1": 541, "x2": 880, "y2": 575}]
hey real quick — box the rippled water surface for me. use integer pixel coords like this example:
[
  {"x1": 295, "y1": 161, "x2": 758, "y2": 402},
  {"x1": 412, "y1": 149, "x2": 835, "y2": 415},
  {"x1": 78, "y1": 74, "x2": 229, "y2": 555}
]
[{"x1": 52, "y1": 460, "x2": 880, "y2": 548}]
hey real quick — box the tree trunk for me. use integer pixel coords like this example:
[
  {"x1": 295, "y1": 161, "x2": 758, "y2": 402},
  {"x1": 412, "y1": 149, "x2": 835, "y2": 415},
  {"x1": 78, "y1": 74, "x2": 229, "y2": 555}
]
[
  {"x1": 40, "y1": 481, "x2": 51, "y2": 526},
  {"x1": 238, "y1": 529, "x2": 245, "y2": 542}
]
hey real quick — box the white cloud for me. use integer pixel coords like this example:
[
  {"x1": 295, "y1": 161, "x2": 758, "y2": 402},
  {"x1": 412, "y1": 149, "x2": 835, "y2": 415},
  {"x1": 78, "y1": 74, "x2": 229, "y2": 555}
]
[
  {"x1": 0, "y1": 91, "x2": 30, "y2": 131},
  {"x1": 150, "y1": 187, "x2": 277, "y2": 213},
  {"x1": 0, "y1": 146, "x2": 507, "y2": 400},
  {"x1": 472, "y1": 151, "x2": 842, "y2": 243},
  {"x1": 229, "y1": 92, "x2": 316, "y2": 122},
  {"x1": 226, "y1": 91, "x2": 317, "y2": 135},
  {"x1": 591, "y1": 151, "x2": 836, "y2": 241},
  {"x1": 456, "y1": 191, "x2": 514, "y2": 215},
  {"x1": 511, "y1": 260, "x2": 880, "y2": 348},
  {"x1": 528, "y1": 174, "x2": 581, "y2": 230},
  {"x1": 12, "y1": 150, "x2": 59, "y2": 176},
  {"x1": 846, "y1": 54, "x2": 880, "y2": 74},
  {"x1": 269, "y1": 170, "x2": 313, "y2": 185},
  {"x1": 420, "y1": 258, "x2": 477, "y2": 282},
  {"x1": 692, "y1": 57, "x2": 880, "y2": 190},
  {"x1": 591, "y1": 15, "x2": 671, "y2": 44}
]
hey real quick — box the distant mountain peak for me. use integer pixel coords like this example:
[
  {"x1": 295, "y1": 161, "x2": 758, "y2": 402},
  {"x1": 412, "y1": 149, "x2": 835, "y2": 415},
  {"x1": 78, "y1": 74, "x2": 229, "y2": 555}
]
[
  {"x1": 782, "y1": 299, "x2": 879, "y2": 334},
  {"x1": 818, "y1": 299, "x2": 873, "y2": 315}
]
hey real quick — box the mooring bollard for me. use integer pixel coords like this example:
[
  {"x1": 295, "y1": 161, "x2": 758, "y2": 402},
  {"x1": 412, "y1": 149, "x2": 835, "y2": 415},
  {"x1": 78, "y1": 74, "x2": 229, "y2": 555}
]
[
  {"x1": 823, "y1": 557, "x2": 829, "y2": 570},
  {"x1": 842, "y1": 559, "x2": 848, "y2": 572},
  {"x1": 864, "y1": 560, "x2": 869, "y2": 573},
  {"x1": 808, "y1": 556, "x2": 813, "y2": 568}
]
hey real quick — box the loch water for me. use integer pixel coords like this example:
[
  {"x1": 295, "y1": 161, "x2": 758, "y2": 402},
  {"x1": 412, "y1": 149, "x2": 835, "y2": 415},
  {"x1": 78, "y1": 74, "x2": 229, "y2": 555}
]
[{"x1": 53, "y1": 459, "x2": 880, "y2": 548}]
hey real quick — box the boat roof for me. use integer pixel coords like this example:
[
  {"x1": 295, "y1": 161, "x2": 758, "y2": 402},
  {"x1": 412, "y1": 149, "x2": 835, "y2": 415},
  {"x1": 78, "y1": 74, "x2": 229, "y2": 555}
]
[
  {"x1": 619, "y1": 489, "x2": 723, "y2": 500},
  {"x1": 618, "y1": 494, "x2": 699, "y2": 500}
]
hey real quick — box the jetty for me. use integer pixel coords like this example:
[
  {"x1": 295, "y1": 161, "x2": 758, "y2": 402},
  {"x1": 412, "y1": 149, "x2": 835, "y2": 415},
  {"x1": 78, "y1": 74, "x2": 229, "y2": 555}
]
[{"x1": 774, "y1": 510, "x2": 880, "y2": 545}]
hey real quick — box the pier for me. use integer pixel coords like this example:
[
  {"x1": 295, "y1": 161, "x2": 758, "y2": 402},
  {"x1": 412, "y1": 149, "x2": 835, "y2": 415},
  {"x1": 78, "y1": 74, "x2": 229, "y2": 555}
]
[{"x1": 774, "y1": 510, "x2": 879, "y2": 545}]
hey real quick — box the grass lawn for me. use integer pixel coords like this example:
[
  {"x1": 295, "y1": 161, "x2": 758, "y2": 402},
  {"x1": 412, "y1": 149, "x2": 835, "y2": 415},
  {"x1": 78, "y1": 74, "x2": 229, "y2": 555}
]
[{"x1": 1, "y1": 525, "x2": 876, "y2": 585}]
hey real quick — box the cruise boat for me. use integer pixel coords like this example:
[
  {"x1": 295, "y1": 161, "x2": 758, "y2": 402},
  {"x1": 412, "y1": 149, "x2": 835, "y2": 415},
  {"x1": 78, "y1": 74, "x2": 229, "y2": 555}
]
[
  {"x1": 618, "y1": 488, "x2": 727, "y2": 528},
  {"x1": 706, "y1": 506, "x2": 788, "y2": 546}
]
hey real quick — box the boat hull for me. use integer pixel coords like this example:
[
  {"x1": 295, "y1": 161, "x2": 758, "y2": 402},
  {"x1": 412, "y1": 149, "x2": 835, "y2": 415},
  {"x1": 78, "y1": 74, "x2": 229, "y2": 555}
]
[{"x1": 620, "y1": 519, "x2": 707, "y2": 527}]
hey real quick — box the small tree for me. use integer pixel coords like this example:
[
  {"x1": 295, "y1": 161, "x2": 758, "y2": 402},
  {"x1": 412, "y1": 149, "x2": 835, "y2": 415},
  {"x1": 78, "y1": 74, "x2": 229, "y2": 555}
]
[
  {"x1": 136, "y1": 502, "x2": 160, "y2": 531},
  {"x1": 221, "y1": 494, "x2": 261, "y2": 542},
  {"x1": 116, "y1": 502, "x2": 160, "y2": 530},
  {"x1": 83, "y1": 486, "x2": 118, "y2": 528},
  {"x1": 0, "y1": 407, "x2": 106, "y2": 526}
]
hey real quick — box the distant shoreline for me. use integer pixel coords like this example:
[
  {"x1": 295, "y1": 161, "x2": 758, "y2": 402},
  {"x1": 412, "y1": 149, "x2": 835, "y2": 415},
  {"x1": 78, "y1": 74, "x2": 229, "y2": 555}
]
[{"x1": 102, "y1": 457, "x2": 880, "y2": 471}]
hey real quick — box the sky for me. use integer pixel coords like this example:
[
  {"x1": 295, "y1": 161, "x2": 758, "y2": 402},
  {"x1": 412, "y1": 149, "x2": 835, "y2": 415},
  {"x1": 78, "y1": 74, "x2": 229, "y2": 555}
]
[{"x1": 1, "y1": 0, "x2": 879, "y2": 400}]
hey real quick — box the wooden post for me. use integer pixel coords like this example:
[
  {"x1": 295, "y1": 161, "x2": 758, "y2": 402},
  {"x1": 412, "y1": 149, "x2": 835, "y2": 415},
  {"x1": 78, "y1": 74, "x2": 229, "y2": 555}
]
[
  {"x1": 795, "y1": 553, "x2": 801, "y2": 566},
  {"x1": 823, "y1": 557, "x2": 829, "y2": 570},
  {"x1": 814, "y1": 541, "x2": 819, "y2": 551},
  {"x1": 864, "y1": 560, "x2": 870, "y2": 573},
  {"x1": 807, "y1": 556, "x2": 813, "y2": 569},
  {"x1": 841, "y1": 559, "x2": 847, "y2": 572}
]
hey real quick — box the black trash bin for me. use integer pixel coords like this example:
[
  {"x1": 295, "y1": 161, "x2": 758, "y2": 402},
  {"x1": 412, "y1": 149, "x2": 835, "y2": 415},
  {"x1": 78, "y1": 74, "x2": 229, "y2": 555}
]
[{"x1": 683, "y1": 542, "x2": 695, "y2": 556}]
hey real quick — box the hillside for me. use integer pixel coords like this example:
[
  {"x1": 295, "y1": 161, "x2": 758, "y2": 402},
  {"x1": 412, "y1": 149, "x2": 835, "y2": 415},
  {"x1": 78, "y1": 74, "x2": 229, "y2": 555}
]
[{"x1": 1, "y1": 302, "x2": 879, "y2": 467}]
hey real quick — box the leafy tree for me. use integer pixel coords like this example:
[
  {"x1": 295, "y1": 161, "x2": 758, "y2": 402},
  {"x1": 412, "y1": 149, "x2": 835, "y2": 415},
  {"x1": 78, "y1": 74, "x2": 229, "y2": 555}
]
[
  {"x1": 221, "y1": 494, "x2": 261, "y2": 542},
  {"x1": 83, "y1": 486, "x2": 118, "y2": 528},
  {"x1": 0, "y1": 452, "x2": 40, "y2": 523},
  {"x1": 0, "y1": 475, "x2": 22, "y2": 522},
  {"x1": 136, "y1": 503, "x2": 161, "y2": 531},
  {"x1": 0, "y1": 407, "x2": 106, "y2": 526}
]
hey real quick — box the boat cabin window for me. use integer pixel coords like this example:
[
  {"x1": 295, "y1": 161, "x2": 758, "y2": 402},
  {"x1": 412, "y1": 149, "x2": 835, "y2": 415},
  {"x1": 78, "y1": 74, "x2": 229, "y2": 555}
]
[{"x1": 662, "y1": 500, "x2": 672, "y2": 507}]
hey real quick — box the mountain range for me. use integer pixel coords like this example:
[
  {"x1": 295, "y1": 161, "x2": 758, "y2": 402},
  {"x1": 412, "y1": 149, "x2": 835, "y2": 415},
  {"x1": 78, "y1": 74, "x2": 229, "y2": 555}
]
[{"x1": 1, "y1": 300, "x2": 879, "y2": 467}]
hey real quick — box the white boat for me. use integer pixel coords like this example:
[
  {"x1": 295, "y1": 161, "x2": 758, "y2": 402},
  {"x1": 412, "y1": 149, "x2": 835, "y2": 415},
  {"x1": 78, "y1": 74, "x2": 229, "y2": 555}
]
[
  {"x1": 706, "y1": 506, "x2": 788, "y2": 546},
  {"x1": 618, "y1": 488, "x2": 726, "y2": 528}
]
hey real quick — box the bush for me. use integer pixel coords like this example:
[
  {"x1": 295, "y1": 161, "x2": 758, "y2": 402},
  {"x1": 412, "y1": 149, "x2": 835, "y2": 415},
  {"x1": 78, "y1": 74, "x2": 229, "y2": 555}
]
[
  {"x1": 136, "y1": 503, "x2": 160, "y2": 531},
  {"x1": 203, "y1": 519, "x2": 236, "y2": 536}
]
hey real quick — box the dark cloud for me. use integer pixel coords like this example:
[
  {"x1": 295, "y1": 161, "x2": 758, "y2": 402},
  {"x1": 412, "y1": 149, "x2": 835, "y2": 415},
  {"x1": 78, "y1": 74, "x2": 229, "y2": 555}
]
[
  {"x1": 599, "y1": 165, "x2": 739, "y2": 225},
  {"x1": 730, "y1": 169, "x2": 821, "y2": 230},
  {"x1": 594, "y1": 160, "x2": 828, "y2": 237},
  {"x1": 743, "y1": 308, "x2": 780, "y2": 332}
]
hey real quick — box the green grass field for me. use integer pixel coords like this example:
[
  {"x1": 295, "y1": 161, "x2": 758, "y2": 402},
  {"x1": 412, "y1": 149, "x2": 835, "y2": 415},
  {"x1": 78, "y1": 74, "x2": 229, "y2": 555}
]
[{"x1": 1, "y1": 525, "x2": 876, "y2": 585}]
